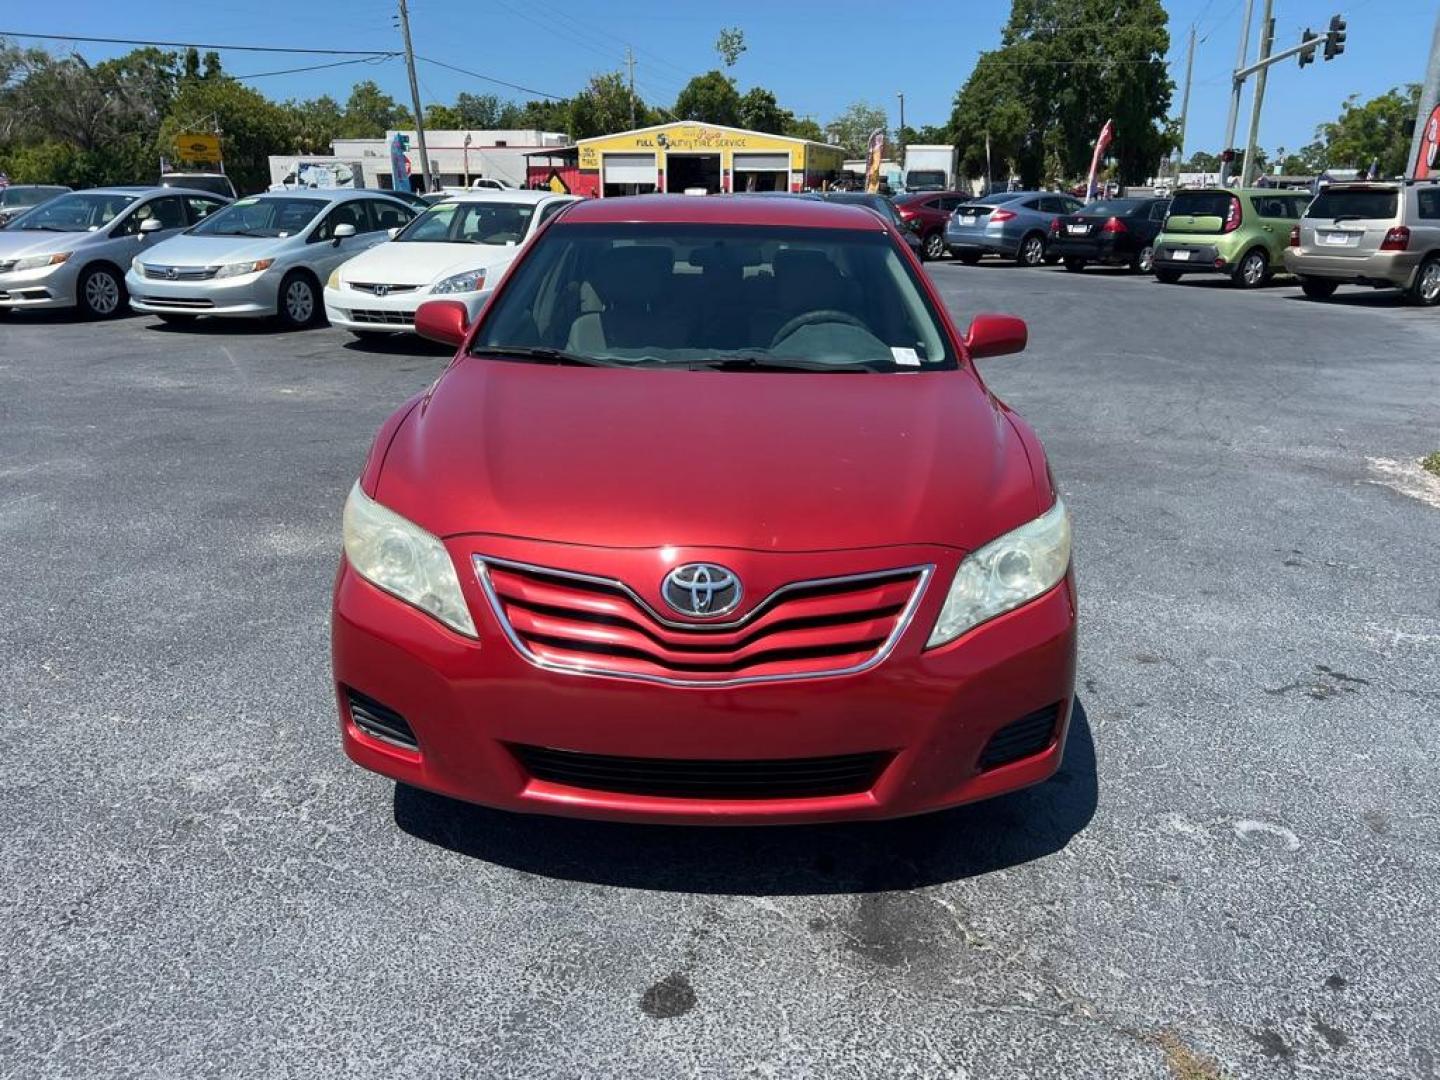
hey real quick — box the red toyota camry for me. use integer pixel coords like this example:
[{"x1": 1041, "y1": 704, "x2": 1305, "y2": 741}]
[{"x1": 332, "y1": 195, "x2": 1076, "y2": 825}]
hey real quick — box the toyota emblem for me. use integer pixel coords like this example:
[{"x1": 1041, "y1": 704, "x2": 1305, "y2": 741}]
[{"x1": 661, "y1": 563, "x2": 742, "y2": 618}]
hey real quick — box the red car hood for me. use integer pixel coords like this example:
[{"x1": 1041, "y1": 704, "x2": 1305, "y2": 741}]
[{"x1": 374, "y1": 358, "x2": 1041, "y2": 553}]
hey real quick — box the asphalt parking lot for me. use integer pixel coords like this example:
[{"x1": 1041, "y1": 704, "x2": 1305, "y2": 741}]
[{"x1": 2, "y1": 264, "x2": 1437, "y2": 1080}]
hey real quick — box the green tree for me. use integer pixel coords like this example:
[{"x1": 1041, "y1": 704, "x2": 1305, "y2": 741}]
[
  {"x1": 455, "y1": 92, "x2": 503, "y2": 128},
  {"x1": 673, "y1": 70, "x2": 741, "y2": 126},
  {"x1": 825, "y1": 101, "x2": 889, "y2": 157},
  {"x1": 569, "y1": 71, "x2": 645, "y2": 139},
  {"x1": 287, "y1": 95, "x2": 345, "y2": 153},
  {"x1": 340, "y1": 80, "x2": 411, "y2": 138},
  {"x1": 715, "y1": 27, "x2": 747, "y2": 68},
  {"x1": 737, "y1": 87, "x2": 791, "y2": 134},
  {"x1": 1181, "y1": 150, "x2": 1220, "y2": 172},
  {"x1": 159, "y1": 78, "x2": 296, "y2": 193},
  {"x1": 783, "y1": 116, "x2": 825, "y2": 142},
  {"x1": 424, "y1": 103, "x2": 462, "y2": 129},
  {"x1": 1311, "y1": 84, "x2": 1420, "y2": 177}
]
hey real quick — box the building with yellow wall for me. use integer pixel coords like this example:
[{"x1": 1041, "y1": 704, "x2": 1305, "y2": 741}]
[{"x1": 573, "y1": 122, "x2": 847, "y2": 197}]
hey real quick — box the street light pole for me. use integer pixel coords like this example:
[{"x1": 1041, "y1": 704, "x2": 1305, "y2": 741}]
[
  {"x1": 397, "y1": 0, "x2": 432, "y2": 194},
  {"x1": 1220, "y1": 0, "x2": 1256, "y2": 187}
]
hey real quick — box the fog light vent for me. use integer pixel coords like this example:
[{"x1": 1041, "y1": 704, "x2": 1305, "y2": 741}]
[
  {"x1": 346, "y1": 689, "x2": 418, "y2": 750},
  {"x1": 978, "y1": 704, "x2": 1060, "y2": 770}
]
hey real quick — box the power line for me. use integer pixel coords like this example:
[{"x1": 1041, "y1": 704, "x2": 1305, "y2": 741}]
[
  {"x1": 228, "y1": 55, "x2": 393, "y2": 80},
  {"x1": 0, "y1": 29, "x2": 399, "y2": 56},
  {"x1": 415, "y1": 55, "x2": 567, "y2": 101}
]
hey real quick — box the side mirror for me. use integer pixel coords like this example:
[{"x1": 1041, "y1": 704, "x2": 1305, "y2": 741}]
[
  {"x1": 139, "y1": 218, "x2": 164, "y2": 234},
  {"x1": 963, "y1": 313, "x2": 1027, "y2": 359},
  {"x1": 387, "y1": 226, "x2": 400, "y2": 239},
  {"x1": 332, "y1": 222, "x2": 357, "y2": 243},
  {"x1": 414, "y1": 299, "x2": 470, "y2": 348}
]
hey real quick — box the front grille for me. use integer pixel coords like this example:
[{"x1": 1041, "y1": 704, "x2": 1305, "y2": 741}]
[
  {"x1": 513, "y1": 745, "x2": 891, "y2": 799},
  {"x1": 475, "y1": 557, "x2": 932, "y2": 687},
  {"x1": 978, "y1": 704, "x2": 1061, "y2": 770},
  {"x1": 345, "y1": 688, "x2": 418, "y2": 750},
  {"x1": 143, "y1": 264, "x2": 218, "y2": 281},
  {"x1": 137, "y1": 295, "x2": 215, "y2": 308},
  {"x1": 349, "y1": 282, "x2": 420, "y2": 295},
  {"x1": 347, "y1": 307, "x2": 415, "y2": 325}
]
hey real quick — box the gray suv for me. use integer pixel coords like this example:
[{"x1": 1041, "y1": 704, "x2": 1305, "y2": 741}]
[
  {"x1": 1283, "y1": 181, "x2": 1440, "y2": 305},
  {"x1": 944, "y1": 190, "x2": 1085, "y2": 266}
]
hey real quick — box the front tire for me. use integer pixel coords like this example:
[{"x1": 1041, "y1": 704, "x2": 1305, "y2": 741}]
[
  {"x1": 1232, "y1": 248, "x2": 1270, "y2": 289},
  {"x1": 77, "y1": 265, "x2": 126, "y2": 319},
  {"x1": 922, "y1": 233, "x2": 947, "y2": 261},
  {"x1": 1299, "y1": 278, "x2": 1338, "y2": 300},
  {"x1": 276, "y1": 271, "x2": 320, "y2": 329},
  {"x1": 1408, "y1": 256, "x2": 1440, "y2": 306},
  {"x1": 1016, "y1": 233, "x2": 1046, "y2": 267}
]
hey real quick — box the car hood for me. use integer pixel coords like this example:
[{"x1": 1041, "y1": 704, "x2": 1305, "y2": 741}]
[
  {"x1": 139, "y1": 234, "x2": 285, "y2": 267},
  {"x1": 374, "y1": 359, "x2": 1042, "y2": 553},
  {"x1": 0, "y1": 229, "x2": 91, "y2": 258},
  {"x1": 337, "y1": 240, "x2": 519, "y2": 286}
]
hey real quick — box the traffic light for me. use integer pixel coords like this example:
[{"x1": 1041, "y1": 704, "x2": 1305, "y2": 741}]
[
  {"x1": 1324, "y1": 14, "x2": 1346, "y2": 60},
  {"x1": 1298, "y1": 28, "x2": 1318, "y2": 67}
]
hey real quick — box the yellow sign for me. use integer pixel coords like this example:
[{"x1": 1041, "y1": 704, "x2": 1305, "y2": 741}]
[
  {"x1": 578, "y1": 123, "x2": 801, "y2": 171},
  {"x1": 174, "y1": 133, "x2": 221, "y2": 165}
]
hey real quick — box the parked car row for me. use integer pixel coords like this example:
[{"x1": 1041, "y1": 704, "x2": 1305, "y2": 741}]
[
  {"x1": 904, "y1": 180, "x2": 1440, "y2": 305},
  {"x1": 0, "y1": 184, "x2": 580, "y2": 331}
]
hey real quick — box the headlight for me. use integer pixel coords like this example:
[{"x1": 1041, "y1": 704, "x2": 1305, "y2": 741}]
[
  {"x1": 214, "y1": 258, "x2": 275, "y2": 278},
  {"x1": 430, "y1": 267, "x2": 486, "y2": 294},
  {"x1": 341, "y1": 482, "x2": 476, "y2": 637},
  {"x1": 14, "y1": 251, "x2": 71, "y2": 271},
  {"x1": 131, "y1": 257, "x2": 143, "y2": 272},
  {"x1": 927, "y1": 498, "x2": 1071, "y2": 648},
  {"x1": 327, "y1": 268, "x2": 340, "y2": 289}
]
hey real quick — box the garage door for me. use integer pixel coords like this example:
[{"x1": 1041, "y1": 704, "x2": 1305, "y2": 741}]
[
  {"x1": 603, "y1": 154, "x2": 656, "y2": 184},
  {"x1": 733, "y1": 153, "x2": 789, "y2": 172}
]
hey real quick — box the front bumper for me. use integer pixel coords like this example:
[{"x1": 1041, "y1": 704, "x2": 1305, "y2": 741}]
[
  {"x1": 0, "y1": 263, "x2": 78, "y2": 309},
  {"x1": 332, "y1": 538, "x2": 1078, "y2": 825},
  {"x1": 126, "y1": 268, "x2": 279, "y2": 318},
  {"x1": 1282, "y1": 247, "x2": 1421, "y2": 288},
  {"x1": 323, "y1": 284, "x2": 489, "y2": 334}
]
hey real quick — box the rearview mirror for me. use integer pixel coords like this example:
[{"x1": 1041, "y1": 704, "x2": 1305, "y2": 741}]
[
  {"x1": 963, "y1": 313, "x2": 1027, "y2": 359},
  {"x1": 414, "y1": 299, "x2": 470, "y2": 348},
  {"x1": 138, "y1": 218, "x2": 164, "y2": 233},
  {"x1": 332, "y1": 222, "x2": 357, "y2": 243}
]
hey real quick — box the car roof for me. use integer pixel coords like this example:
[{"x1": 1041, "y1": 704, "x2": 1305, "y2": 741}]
[
  {"x1": 245, "y1": 188, "x2": 385, "y2": 203},
  {"x1": 558, "y1": 194, "x2": 888, "y2": 230},
  {"x1": 444, "y1": 189, "x2": 574, "y2": 204}
]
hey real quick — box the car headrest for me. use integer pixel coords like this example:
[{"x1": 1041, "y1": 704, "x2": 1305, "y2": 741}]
[
  {"x1": 773, "y1": 248, "x2": 846, "y2": 312},
  {"x1": 592, "y1": 246, "x2": 674, "y2": 308}
]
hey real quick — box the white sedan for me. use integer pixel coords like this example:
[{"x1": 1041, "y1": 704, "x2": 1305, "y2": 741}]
[{"x1": 323, "y1": 190, "x2": 578, "y2": 336}]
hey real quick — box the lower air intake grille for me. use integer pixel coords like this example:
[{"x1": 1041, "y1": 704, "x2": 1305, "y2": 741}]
[
  {"x1": 512, "y1": 745, "x2": 890, "y2": 800},
  {"x1": 346, "y1": 689, "x2": 418, "y2": 750},
  {"x1": 978, "y1": 704, "x2": 1060, "y2": 770}
]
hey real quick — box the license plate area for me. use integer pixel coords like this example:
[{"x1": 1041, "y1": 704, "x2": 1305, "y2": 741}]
[{"x1": 1172, "y1": 249, "x2": 1192, "y2": 261}]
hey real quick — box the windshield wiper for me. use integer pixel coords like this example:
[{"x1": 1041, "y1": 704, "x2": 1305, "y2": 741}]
[
  {"x1": 26, "y1": 224, "x2": 76, "y2": 232},
  {"x1": 1330, "y1": 214, "x2": 1365, "y2": 224},
  {"x1": 690, "y1": 355, "x2": 877, "y2": 373},
  {"x1": 471, "y1": 346, "x2": 629, "y2": 368}
]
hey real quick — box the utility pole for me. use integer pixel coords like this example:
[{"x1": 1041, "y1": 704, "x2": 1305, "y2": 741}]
[
  {"x1": 1240, "y1": 0, "x2": 1275, "y2": 186},
  {"x1": 1408, "y1": 7, "x2": 1440, "y2": 175},
  {"x1": 1176, "y1": 23, "x2": 1196, "y2": 167},
  {"x1": 896, "y1": 91, "x2": 906, "y2": 158},
  {"x1": 396, "y1": 0, "x2": 432, "y2": 193},
  {"x1": 1219, "y1": 0, "x2": 1256, "y2": 187},
  {"x1": 626, "y1": 46, "x2": 637, "y2": 129}
]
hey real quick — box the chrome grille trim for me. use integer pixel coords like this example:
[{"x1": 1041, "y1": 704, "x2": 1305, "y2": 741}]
[
  {"x1": 142, "y1": 264, "x2": 219, "y2": 281},
  {"x1": 348, "y1": 282, "x2": 420, "y2": 295},
  {"x1": 472, "y1": 554, "x2": 934, "y2": 689}
]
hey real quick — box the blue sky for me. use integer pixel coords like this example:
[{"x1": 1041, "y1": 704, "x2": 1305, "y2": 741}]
[{"x1": 9, "y1": 0, "x2": 1437, "y2": 156}]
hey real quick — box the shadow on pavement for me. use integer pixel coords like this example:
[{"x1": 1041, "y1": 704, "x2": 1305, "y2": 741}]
[
  {"x1": 342, "y1": 333, "x2": 454, "y2": 357},
  {"x1": 1280, "y1": 289, "x2": 1408, "y2": 308},
  {"x1": 143, "y1": 315, "x2": 317, "y2": 335},
  {"x1": 393, "y1": 698, "x2": 1099, "y2": 896}
]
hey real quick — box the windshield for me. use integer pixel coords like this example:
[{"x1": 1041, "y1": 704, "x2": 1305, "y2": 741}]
[
  {"x1": 191, "y1": 197, "x2": 323, "y2": 238},
  {"x1": 397, "y1": 201, "x2": 535, "y2": 245},
  {"x1": 4, "y1": 187, "x2": 65, "y2": 208},
  {"x1": 906, "y1": 170, "x2": 946, "y2": 189},
  {"x1": 162, "y1": 175, "x2": 234, "y2": 199},
  {"x1": 821, "y1": 193, "x2": 900, "y2": 224},
  {"x1": 1307, "y1": 188, "x2": 1397, "y2": 221},
  {"x1": 1169, "y1": 191, "x2": 1234, "y2": 218},
  {"x1": 11, "y1": 192, "x2": 137, "y2": 232},
  {"x1": 472, "y1": 223, "x2": 955, "y2": 373}
]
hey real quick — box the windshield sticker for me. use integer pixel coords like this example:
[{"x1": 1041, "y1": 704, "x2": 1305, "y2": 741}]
[{"x1": 891, "y1": 347, "x2": 921, "y2": 367}]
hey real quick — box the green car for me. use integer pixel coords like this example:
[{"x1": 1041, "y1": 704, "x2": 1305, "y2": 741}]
[{"x1": 1152, "y1": 188, "x2": 1310, "y2": 288}]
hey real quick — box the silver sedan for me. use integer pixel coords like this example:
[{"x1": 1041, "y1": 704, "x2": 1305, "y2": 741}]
[
  {"x1": 125, "y1": 190, "x2": 416, "y2": 328},
  {"x1": 0, "y1": 186, "x2": 228, "y2": 318}
]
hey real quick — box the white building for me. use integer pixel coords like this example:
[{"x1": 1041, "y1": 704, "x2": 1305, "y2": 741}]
[{"x1": 269, "y1": 129, "x2": 568, "y2": 192}]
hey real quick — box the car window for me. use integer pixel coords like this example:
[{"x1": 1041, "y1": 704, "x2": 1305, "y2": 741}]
[
  {"x1": 1169, "y1": 191, "x2": 1234, "y2": 218},
  {"x1": 1417, "y1": 189, "x2": 1440, "y2": 220},
  {"x1": 1063, "y1": 197, "x2": 1084, "y2": 213},
  {"x1": 536, "y1": 200, "x2": 572, "y2": 228},
  {"x1": 114, "y1": 196, "x2": 185, "y2": 235},
  {"x1": 1021, "y1": 198, "x2": 1044, "y2": 212},
  {"x1": 191, "y1": 196, "x2": 324, "y2": 238},
  {"x1": 939, "y1": 197, "x2": 964, "y2": 211},
  {"x1": 1307, "y1": 188, "x2": 1398, "y2": 221},
  {"x1": 312, "y1": 200, "x2": 369, "y2": 242},
  {"x1": 1149, "y1": 201, "x2": 1170, "y2": 221},
  {"x1": 367, "y1": 199, "x2": 412, "y2": 232},
  {"x1": 475, "y1": 222, "x2": 957, "y2": 372},
  {"x1": 1253, "y1": 195, "x2": 1302, "y2": 220},
  {"x1": 183, "y1": 196, "x2": 223, "y2": 225}
]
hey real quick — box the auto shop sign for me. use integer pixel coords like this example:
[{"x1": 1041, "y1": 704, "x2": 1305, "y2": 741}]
[
  {"x1": 579, "y1": 125, "x2": 797, "y2": 169},
  {"x1": 174, "y1": 133, "x2": 222, "y2": 167}
]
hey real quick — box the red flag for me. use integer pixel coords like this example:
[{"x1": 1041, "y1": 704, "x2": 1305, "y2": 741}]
[{"x1": 1085, "y1": 119, "x2": 1115, "y2": 201}]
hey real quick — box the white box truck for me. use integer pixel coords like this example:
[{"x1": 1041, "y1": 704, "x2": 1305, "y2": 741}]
[{"x1": 902, "y1": 146, "x2": 958, "y2": 193}]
